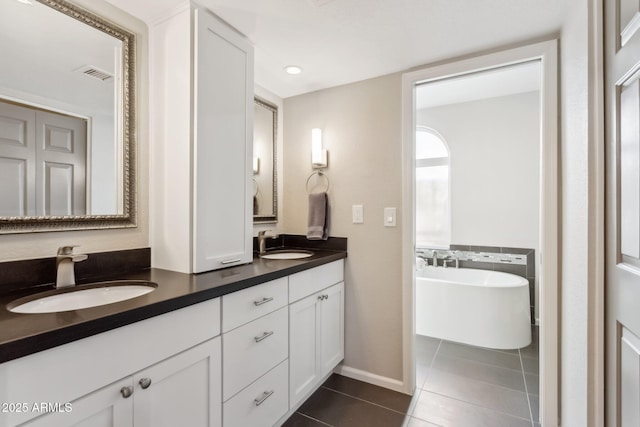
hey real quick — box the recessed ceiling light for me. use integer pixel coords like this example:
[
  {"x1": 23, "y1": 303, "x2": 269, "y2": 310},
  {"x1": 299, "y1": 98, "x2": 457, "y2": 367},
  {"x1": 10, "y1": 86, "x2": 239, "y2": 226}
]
[{"x1": 284, "y1": 65, "x2": 302, "y2": 75}]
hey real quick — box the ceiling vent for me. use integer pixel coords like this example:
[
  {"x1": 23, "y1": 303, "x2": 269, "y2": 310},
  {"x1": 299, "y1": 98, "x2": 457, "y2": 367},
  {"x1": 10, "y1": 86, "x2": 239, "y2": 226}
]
[{"x1": 76, "y1": 65, "x2": 113, "y2": 81}]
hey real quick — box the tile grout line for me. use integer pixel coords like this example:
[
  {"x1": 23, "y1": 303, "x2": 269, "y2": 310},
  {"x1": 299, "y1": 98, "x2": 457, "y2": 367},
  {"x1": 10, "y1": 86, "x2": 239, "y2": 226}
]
[
  {"x1": 421, "y1": 364, "x2": 533, "y2": 397},
  {"x1": 411, "y1": 338, "x2": 443, "y2": 418},
  {"x1": 425, "y1": 339, "x2": 443, "y2": 380},
  {"x1": 319, "y1": 386, "x2": 412, "y2": 417},
  {"x1": 519, "y1": 347, "x2": 535, "y2": 426},
  {"x1": 294, "y1": 412, "x2": 334, "y2": 426},
  {"x1": 437, "y1": 349, "x2": 523, "y2": 373},
  {"x1": 416, "y1": 388, "x2": 534, "y2": 424},
  {"x1": 429, "y1": 354, "x2": 529, "y2": 394}
]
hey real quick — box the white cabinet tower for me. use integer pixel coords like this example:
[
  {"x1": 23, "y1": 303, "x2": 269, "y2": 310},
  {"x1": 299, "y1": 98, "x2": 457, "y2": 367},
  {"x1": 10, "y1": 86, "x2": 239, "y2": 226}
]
[{"x1": 150, "y1": 4, "x2": 254, "y2": 273}]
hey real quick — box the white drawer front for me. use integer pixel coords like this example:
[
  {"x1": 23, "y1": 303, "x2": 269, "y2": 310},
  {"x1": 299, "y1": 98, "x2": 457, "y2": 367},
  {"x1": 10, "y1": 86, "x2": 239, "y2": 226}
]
[
  {"x1": 222, "y1": 306, "x2": 288, "y2": 400},
  {"x1": 223, "y1": 360, "x2": 289, "y2": 427},
  {"x1": 289, "y1": 260, "x2": 344, "y2": 303},
  {"x1": 222, "y1": 277, "x2": 288, "y2": 333}
]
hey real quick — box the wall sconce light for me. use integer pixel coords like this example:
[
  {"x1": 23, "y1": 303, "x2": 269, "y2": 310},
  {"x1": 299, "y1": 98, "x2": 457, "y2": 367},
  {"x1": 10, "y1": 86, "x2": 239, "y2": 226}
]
[
  {"x1": 311, "y1": 128, "x2": 328, "y2": 169},
  {"x1": 253, "y1": 156, "x2": 260, "y2": 174}
]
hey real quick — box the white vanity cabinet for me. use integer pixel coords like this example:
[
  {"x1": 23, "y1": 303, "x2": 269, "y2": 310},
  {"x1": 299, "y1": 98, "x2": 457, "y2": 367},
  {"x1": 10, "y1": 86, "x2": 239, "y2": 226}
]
[
  {"x1": 20, "y1": 338, "x2": 221, "y2": 427},
  {"x1": 0, "y1": 299, "x2": 222, "y2": 427},
  {"x1": 221, "y1": 278, "x2": 289, "y2": 427},
  {"x1": 20, "y1": 378, "x2": 134, "y2": 427},
  {"x1": 150, "y1": 4, "x2": 254, "y2": 274},
  {"x1": 0, "y1": 259, "x2": 345, "y2": 427},
  {"x1": 288, "y1": 261, "x2": 345, "y2": 409}
]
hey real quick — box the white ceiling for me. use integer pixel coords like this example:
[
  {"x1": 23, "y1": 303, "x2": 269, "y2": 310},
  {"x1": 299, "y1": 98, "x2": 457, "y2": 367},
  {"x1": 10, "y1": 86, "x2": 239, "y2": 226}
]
[
  {"x1": 104, "y1": 0, "x2": 565, "y2": 99},
  {"x1": 1, "y1": 0, "x2": 118, "y2": 114},
  {"x1": 416, "y1": 61, "x2": 541, "y2": 110}
]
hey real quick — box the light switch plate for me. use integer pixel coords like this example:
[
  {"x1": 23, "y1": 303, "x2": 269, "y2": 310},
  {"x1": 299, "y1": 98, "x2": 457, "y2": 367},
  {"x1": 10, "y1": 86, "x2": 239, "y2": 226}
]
[
  {"x1": 352, "y1": 205, "x2": 364, "y2": 224},
  {"x1": 384, "y1": 207, "x2": 397, "y2": 227}
]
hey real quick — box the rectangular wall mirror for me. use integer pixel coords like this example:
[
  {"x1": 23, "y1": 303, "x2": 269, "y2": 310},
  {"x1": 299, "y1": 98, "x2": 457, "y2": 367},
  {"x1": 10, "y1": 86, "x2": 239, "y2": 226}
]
[
  {"x1": 0, "y1": 0, "x2": 136, "y2": 233},
  {"x1": 253, "y1": 97, "x2": 277, "y2": 223}
]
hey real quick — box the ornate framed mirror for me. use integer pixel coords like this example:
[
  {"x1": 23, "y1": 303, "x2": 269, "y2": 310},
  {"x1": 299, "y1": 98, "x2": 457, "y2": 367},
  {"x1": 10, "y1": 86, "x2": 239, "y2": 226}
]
[
  {"x1": 253, "y1": 97, "x2": 277, "y2": 223},
  {"x1": 0, "y1": 0, "x2": 136, "y2": 233}
]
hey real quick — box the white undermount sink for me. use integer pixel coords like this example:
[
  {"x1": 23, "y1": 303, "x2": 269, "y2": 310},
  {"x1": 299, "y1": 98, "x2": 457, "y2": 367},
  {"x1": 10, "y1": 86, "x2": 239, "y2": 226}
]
[
  {"x1": 260, "y1": 249, "x2": 314, "y2": 260},
  {"x1": 7, "y1": 280, "x2": 157, "y2": 314}
]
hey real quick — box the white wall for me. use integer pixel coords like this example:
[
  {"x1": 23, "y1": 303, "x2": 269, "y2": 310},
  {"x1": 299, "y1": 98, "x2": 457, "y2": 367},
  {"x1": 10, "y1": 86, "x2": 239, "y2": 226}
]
[
  {"x1": 418, "y1": 92, "x2": 540, "y2": 250},
  {"x1": 283, "y1": 74, "x2": 404, "y2": 381},
  {"x1": 0, "y1": 0, "x2": 149, "y2": 261}
]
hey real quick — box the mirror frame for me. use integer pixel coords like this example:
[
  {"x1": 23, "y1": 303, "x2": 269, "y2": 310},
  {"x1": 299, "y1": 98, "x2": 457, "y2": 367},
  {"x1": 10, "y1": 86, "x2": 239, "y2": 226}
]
[
  {"x1": 253, "y1": 96, "x2": 278, "y2": 224},
  {"x1": 0, "y1": 0, "x2": 136, "y2": 234}
]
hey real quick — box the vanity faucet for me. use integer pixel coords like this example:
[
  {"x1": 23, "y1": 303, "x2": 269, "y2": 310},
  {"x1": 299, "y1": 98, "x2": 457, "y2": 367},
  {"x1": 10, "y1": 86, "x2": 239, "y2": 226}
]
[
  {"x1": 258, "y1": 230, "x2": 279, "y2": 255},
  {"x1": 56, "y1": 246, "x2": 88, "y2": 288},
  {"x1": 432, "y1": 250, "x2": 438, "y2": 267}
]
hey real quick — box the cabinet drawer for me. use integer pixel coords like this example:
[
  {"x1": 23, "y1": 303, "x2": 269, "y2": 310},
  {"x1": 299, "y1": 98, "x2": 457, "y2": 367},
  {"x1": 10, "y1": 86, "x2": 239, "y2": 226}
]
[
  {"x1": 289, "y1": 260, "x2": 344, "y2": 303},
  {"x1": 222, "y1": 306, "x2": 288, "y2": 401},
  {"x1": 222, "y1": 277, "x2": 288, "y2": 333},
  {"x1": 223, "y1": 360, "x2": 289, "y2": 427}
]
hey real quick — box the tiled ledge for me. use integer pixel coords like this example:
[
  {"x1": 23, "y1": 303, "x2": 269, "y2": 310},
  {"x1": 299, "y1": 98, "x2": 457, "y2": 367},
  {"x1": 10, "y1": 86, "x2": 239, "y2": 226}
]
[{"x1": 416, "y1": 248, "x2": 528, "y2": 266}]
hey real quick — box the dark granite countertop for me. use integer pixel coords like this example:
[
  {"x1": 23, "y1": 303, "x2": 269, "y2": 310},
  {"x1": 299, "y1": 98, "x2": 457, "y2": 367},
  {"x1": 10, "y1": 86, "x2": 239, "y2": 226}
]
[{"x1": 0, "y1": 249, "x2": 346, "y2": 364}]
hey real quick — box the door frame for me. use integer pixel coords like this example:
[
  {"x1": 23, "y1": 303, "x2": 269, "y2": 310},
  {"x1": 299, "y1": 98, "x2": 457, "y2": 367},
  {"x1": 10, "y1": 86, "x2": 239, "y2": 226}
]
[{"x1": 400, "y1": 40, "x2": 559, "y2": 425}]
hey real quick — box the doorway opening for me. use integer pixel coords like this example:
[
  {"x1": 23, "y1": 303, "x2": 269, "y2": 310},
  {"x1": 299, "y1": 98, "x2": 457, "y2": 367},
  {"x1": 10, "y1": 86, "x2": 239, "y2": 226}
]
[{"x1": 401, "y1": 40, "x2": 558, "y2": 426}]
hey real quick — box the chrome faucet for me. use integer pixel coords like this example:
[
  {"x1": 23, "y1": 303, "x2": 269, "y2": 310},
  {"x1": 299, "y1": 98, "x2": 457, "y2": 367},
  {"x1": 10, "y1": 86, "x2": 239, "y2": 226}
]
[
  {"x1": 432, "y1": 250, "x2": 438, "y2": 267},
  {"x1": 257, "y1": 230, "x2": 279, "y2": 255},
  {"x1": 56, "y1": 246, "x2": 88, "y2": 288}
]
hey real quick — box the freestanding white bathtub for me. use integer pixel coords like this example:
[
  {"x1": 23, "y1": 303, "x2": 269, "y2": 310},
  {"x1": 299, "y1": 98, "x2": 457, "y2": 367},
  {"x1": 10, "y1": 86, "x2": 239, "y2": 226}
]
[{"x1": 416, "y1": 266, "x2": 531, "y2": 349}]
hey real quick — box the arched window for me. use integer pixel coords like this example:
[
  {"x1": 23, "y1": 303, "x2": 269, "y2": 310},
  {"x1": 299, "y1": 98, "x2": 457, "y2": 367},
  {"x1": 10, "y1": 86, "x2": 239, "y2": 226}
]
[{"x1": 415, "y1": 127, "x2": 450, "y2": 248}]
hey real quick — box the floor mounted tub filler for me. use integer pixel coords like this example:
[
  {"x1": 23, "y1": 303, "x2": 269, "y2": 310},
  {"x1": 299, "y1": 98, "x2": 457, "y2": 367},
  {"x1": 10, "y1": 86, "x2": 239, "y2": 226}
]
[{"x1": 416, "y1": 266, "x2": 531, "y2": 349}]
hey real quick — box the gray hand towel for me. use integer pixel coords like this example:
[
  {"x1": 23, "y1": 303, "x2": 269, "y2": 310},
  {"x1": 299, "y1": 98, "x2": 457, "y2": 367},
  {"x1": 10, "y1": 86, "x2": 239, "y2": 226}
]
[{"x1": 307, "y1": 192, "x2": 328, "y2": 240}]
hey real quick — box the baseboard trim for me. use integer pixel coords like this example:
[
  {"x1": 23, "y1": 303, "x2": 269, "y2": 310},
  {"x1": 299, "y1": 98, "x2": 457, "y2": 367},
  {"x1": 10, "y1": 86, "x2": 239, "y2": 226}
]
[{"x1": 333, "y1": 365, "x2": 407, "y2": 394}]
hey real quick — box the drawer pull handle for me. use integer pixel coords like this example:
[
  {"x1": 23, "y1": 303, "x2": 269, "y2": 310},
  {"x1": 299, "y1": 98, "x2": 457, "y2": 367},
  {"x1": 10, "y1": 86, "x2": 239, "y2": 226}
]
[
  {"x1": 254, "y1": 331, "x2": 274, "y2": 342},
  {"x1": 254, "y1": 390, "x2": 274, "y2": 406},
  {"x1": 254, "y1": 297, "x2": 274, "y2": 306},
  {"x1": 317, "y1": 294, "x2": 329, "y2": 301},
  {"x1": 139, "y1": 378, "x2": 152, "y2": 389},
  {"x1": 120, "y1": 386, "x2": 133, "y2": 398},
  {"x1": 221, "y1": 258, "x2": 241, "y2": 265}
]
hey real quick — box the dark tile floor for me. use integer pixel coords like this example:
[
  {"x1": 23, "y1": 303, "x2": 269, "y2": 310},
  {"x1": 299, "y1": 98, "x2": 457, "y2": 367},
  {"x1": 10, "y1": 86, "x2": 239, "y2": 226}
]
[
  {"x1": 282, "y1": 374, "x2": 412, "y2": 427},
  {"x1": 282, "y1": 327, "x2": 539, "y2": 427}
]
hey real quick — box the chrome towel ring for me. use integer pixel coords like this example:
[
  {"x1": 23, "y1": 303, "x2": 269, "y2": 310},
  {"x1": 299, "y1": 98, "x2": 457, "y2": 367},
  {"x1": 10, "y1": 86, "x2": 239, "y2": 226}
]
[{"x1": 306, "y1": 170, "x2": 330, "y2": 194}]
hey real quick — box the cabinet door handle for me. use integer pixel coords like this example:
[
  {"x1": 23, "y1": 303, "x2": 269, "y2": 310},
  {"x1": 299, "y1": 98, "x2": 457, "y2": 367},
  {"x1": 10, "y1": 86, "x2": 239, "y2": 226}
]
[
  {"x1": 324, "y1": 294, "x2": 329, "y2": 300},
  {"x1": 120, "y1": 386, "x2": 133, "y2": 398},
  {"x1": 139, "y1": 378, "x2": 152, "y2": 389},
  {"x1": 317, "y1": 295, "x2": 324, "y2": 301},
  {"x1": 254, "y1": 297, "x2": 274, "y2": 306},
  {"x1": 254, "y1": 390, "x2": 274, "y2": 406},
  {"x1": 254, "y1": 331, "x2": 274, "y2": 342},
  {"x1": 221, "y1": 258, "x2": 241, "y2": 265}
]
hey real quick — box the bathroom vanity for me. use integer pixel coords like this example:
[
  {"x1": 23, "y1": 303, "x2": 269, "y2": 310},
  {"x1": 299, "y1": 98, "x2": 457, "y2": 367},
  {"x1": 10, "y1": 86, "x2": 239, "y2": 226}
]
[{"x1": 0, "y1": 252, "x2": 346, "y2": 427}]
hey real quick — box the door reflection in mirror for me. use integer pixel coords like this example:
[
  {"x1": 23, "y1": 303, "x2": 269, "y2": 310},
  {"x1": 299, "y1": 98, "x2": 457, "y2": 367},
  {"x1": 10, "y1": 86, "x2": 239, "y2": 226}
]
[{"x1": 0, "y1": 99, "x2": 90, "y2": 217}]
